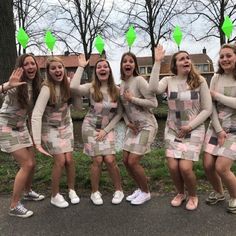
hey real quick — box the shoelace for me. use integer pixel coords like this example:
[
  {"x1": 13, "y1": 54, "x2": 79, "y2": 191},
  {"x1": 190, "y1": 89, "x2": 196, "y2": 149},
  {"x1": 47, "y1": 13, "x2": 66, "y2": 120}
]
[{"x1": 16, "y1": 203, "x2": 27, "y2": 214}]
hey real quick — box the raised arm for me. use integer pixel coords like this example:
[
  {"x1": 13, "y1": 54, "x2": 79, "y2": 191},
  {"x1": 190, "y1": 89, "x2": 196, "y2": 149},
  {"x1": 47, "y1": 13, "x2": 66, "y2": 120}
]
[
  {"x1": 31, "y1": 86, "x2": 52, "y2": 157},
  {"x1": 149, "y1": 45, "x2": 167, "y2": 94},
  {"x1": 70, "y1": 54, "x2": 91, "y2": 97},
  {"x1": 0, "y1": 68, "x2": 26, "y2": 94}
]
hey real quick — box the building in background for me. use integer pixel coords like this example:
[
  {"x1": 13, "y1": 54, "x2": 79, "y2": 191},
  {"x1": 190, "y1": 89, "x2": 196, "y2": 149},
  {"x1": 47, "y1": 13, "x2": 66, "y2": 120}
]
[{"x1": 137, "y1": 47, "x2": 214, "y2": 85}]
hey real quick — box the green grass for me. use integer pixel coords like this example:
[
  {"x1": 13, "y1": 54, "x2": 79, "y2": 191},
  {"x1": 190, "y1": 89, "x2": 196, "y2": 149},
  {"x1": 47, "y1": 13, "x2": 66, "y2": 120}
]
[{"x1": 2, "y1": 149, "x2": 235, "y2": 195}]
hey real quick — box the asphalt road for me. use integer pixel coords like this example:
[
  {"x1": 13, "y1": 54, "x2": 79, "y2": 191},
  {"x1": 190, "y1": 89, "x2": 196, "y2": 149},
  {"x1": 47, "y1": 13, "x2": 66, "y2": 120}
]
[{"x1": 0, "y1": 193, "x2": 235, "y2": 236}]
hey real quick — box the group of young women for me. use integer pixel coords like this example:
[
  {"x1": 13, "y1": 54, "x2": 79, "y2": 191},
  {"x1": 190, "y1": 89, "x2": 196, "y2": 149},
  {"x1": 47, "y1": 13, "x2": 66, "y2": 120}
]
[{"x1": 1, "y1": 42, "x2": 235, "y2": 218}]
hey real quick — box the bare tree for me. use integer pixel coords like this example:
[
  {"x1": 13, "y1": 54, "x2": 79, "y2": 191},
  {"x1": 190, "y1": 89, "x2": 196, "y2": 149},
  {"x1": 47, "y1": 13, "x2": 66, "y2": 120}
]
[
  {"x1": 53, "y1": 0, "x2": 114, "y2": 59},
  {"x1": 13, "y1": 0, "x2": 52, "y2": 55},
  {"x1": 0, "y1": 0, "x2": 17, "y2": 83},
  {"x1": 118, "y1": 0, "x2": 190, "y2": 62},
  {"x1": 186, "y1": 0, "x2": 236, "y2": 45}
]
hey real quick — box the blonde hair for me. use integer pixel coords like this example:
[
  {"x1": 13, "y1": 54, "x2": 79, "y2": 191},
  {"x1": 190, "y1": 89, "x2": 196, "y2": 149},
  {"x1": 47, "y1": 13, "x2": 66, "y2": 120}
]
[
  {"x1": 43, "y1": 57, "x2": 70, "y2": 105},
  {"x1": 217, "y1": 43, "x2": 236, "y2": 80},
  {"x1": 170, "y1": 51, "x2": 202, "y2": 89}
]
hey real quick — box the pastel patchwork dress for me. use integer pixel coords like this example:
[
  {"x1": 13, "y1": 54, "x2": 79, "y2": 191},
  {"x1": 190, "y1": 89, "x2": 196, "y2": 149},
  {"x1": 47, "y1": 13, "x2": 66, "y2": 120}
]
[
  {"x1": 31, "y1": 85, "x2": 74, "y2": 155},
  {"x1": 0, "y1": 83, "x2": 33, "y2": 153},
  {"x1": 120, "y1": 76, "x2": 158, "y2": 155},
  {"x1": 82, "y1": 94, "x2": 122, "y2": 156},
  {"x1": 203, "y1": 73, "x2": 236, "y2": 160},
  {"x1": 70, "y1": 67, "x2": 122, "y2": 157},
  {"x1": 149, "y1": 63, "x2": 212, "y2": 161}
]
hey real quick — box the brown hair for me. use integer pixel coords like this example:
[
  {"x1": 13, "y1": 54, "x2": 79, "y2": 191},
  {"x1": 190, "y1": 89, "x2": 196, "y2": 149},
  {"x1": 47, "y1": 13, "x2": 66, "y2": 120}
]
[
  {"x1": 91, "y1": 59, "x2": 119, "y2": 102},
  {"x1": 217, "y1": 43, "x2": 236, "y2": 80},
  {"x1": 170, "y1": 51, "x2": 202, "y2": 89},
  {"x1": 43, "y1": 57, "x2": 70, "y2": 105},
  {"x1": 120, "y1": 52, "x2": 139, "y2": 80},
  {"x1": 15, "y1": 54, "x2": 42, "y2": 109}
]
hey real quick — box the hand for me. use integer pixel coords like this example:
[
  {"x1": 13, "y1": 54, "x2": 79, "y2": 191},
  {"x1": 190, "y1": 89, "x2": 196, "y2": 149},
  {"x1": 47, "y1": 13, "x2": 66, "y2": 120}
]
[
  {"x1": 35, "y1": 145, "x2": 53, "y2": 157},
  {"x1": 127, "y1": 122, "x2": 139, "y2": 135},
  {"x1": 217, "y1": 130, "x2": 227, "y2": 146},
  {"x1": 8, "y1": 68, "x2": 26, "y2": 88},
  {"x1": 154, "y1": 44, "x2": 165, "y2": 62},
  {"x1": 68, "y1": 71, "x2": 75, "y2": 82},
  {"x1": 78, "y1": 54, "x2": 89, "y2": 68},
  {"x1": 177, "y1": 125, "x2": 192, "y2": 138},
  {"x1": 123, "y1": 90, "x2": 134, "y2": 102},
  {"x1": 210, "y1": 90, "x2": 218, "y2": 100},
  {"x1": 95, "y1": 129, "x2": 107, "y2": 141}
]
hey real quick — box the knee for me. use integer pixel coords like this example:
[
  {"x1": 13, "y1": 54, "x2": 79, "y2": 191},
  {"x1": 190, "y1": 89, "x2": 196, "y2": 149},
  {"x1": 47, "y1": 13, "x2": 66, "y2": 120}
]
[
  {"x1": 203, "y1": 161, "x2": 215, "y2": 173},
  {"x1": 180, "y1": 165, "x2": 193, "y2": 177},
  {"x1": 65, "y1": 156, "x2": 74, "y2": 166},
  {"x1": 22, "y1": 158, "x2": 36, "y2": 171},
  {"x1": 126, "y1": 158, "x2": 137, "y2": 168},
  {"x1": 215, "y1": 163, "x2": 228, "y2": 177},
  {"x1": 104, "y1": 156, "x2": 116, "y2": 167},
  {"x1": 55, "y1": 158, "x2": 66, "y2": 168},
  {"x1": 92, "y1": 158, "x2": 103, "y2": 168}
]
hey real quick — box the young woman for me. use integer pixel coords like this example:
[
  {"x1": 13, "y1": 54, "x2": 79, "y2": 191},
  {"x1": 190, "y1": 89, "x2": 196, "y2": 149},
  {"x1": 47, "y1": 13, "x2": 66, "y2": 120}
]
[
  {"x1": 0, "y1": 54, "x2": 45, "y2": 218},
  {"x1": 31, "y1": 57, "x2": 80, "y2": 208},
  {"x1": 203, "y1": 44, "x2": 236, "y2": 213},
  {"x1": 70, "y1": 54, "x2": 124, "y2": 205},
  {"x1": 149, "y1": 45, "x2": 212, "y2": 210},
  {"x1": 119, "y1": 52, "x2": 158, "y2": 205}
]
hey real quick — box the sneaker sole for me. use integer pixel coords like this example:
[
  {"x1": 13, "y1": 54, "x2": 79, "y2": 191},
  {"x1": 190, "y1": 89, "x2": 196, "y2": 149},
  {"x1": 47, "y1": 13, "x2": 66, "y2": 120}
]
[
  {"x1": 131, "y1": 197, "x2": 151, "y2": 205},
  {"x1": 205, "y1": 198, "x2": 225, "y2": 205},
  {"x1": 50, "y1": 202, "x2": 69, "y2": 208},
  {"x1": 23, "y1": 196, "x2": 45, "y2": 201},
  {"x1": 9, "y1": 212, "x2": 34, "y2": 218}
]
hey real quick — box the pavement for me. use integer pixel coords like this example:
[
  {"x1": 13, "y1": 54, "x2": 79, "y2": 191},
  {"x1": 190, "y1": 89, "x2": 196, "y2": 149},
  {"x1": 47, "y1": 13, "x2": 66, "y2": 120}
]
[{"x1": 0, "y1": 192, "x2": 236, "y2": 236}]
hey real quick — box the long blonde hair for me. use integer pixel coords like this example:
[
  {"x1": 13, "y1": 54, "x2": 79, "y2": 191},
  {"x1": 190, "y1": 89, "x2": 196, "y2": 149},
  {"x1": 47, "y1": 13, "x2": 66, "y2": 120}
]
[
  {"x1": 217, "y1": 44, "x2": 236, "y2": 80},
  {"x1": 170, "y1": 51, "x2": 202, "y2": 89},
  {"x1": 91, "y1": 59, "x2": 119, "y2": 102},
  {"x1": 43, "y1": 57, "x2": 70, "y2": 105}
]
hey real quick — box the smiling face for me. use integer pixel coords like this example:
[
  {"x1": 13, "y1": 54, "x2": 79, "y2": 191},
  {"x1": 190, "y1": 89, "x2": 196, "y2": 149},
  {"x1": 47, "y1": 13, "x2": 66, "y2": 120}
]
[
  {"x1": 122, "y1": 55, "x2": 136, "y2": 79},
  {"x1": 175, "y1": 52, "x2": 192, "y2": 76},
  {"x1": 219, "y1": 47, "x2": 236, "y2": 74},
  {"x1": 96, "y1": 60, "x2": 110, "y2": 81},
  {"x1": 23, "y1": 56, "x2": 37, "y2": 80},
  {"x1": 48, "y1": 61, "x2": 65, "y2": 82}
]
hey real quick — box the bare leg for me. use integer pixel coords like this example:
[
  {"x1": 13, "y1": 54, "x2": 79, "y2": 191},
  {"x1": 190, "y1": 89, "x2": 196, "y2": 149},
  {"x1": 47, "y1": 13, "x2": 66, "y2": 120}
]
[
  {"x1": 216, "y1": 156, "x2": 236, "y2": 198},
  {"x1": 104, "y1": 155, "x2": 122, "y2": 191},
  {"x1": 10, "y1": 148, "x2": 35, "y2": 208},
  {"x1": 126, "y1": 153, "x2": 149, "y2": 193},
  {"x1": 90, "y1": 156, "x2": 103, "y2": 192},
  {"x1": 179, "y1": 160, "x2": 196, "y2": 197},
  {"x1": 51, "y1": 154, "x2": 65, "y2": 197},
  {"x1": 167, "y1": 157, "x2": 184, "y2": 194},
  {"x1": 203, "y1": 152, "x2": 224, "y2": 194},
  {"x1": 65, "y1": 152, "x2": 76, "y2": 190}
]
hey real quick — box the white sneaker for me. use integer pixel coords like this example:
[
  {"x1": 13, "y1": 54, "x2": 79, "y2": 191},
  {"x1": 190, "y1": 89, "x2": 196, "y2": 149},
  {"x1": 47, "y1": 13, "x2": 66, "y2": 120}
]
[
  {"x1": 51, "y1": 193, "x2": 69, "y2": 208},
  {"x1": 90, "y1": 191, "x2": 103, "y2": 205},
  {"x1": 131, "y1": 191, "x2": 151, "y2": 205},
  {"x1": 112, "y1": 190, "x2": 124, "y2": 204},
  {"x1": 23, "y1": 190, "x2": 45, "y2": 201},
  {"x1": 68, "y1": 189, "x2": 80, "y2": 204},
  {"x1": 126, "y1": 189, "x2": 141, "y2": 201}
]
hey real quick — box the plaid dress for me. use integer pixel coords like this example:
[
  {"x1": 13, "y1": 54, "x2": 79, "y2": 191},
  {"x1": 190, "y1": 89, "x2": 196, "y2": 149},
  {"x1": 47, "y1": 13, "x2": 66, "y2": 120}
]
[
  {"x1": 0, "y1": 85, "x2": 33, "y2": 153},
  {"x1": 165, "y1": 81, "x2": 206, "y2": 161},
  {"x1": 82, "y1": 94, "x2": 119, "y2": 157},
  {"x1": 120, "y1": 76, "x2": 158, "y2": 155},
  {"x1": 204, "y1": 74, "x2": 236, "y2": 160}
]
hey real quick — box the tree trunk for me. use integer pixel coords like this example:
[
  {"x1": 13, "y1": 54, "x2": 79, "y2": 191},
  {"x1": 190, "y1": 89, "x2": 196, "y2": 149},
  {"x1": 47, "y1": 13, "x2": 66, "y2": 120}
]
[{"x1": 0, "y1": 0, "x2": 17, "y2": 83}]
